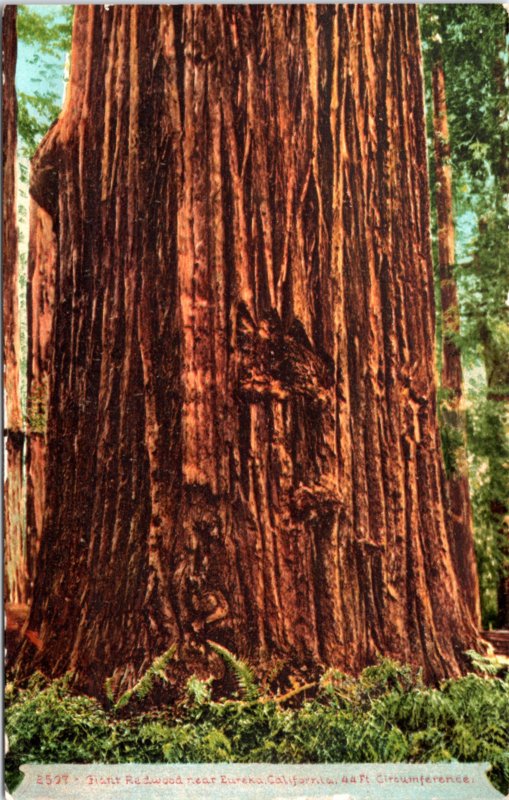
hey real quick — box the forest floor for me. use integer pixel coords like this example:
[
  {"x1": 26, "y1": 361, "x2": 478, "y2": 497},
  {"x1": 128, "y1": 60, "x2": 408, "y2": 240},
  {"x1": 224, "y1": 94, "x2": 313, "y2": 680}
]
[{"x1": 5, "y1": 657, "x2": 509, "y2": 795}]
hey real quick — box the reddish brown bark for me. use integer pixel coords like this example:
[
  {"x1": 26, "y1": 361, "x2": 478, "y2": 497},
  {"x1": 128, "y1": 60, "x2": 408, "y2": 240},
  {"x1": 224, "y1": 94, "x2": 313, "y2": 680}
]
[
  {"x1": 20, "y1": 5, "x2": 480, "y2": 695},
  {"x1": 24, "y1": 200, "x2": 56, "y2": 593},
  {"x1": 431, "y1": 53, "x2": 480, "y2": 623},
  {"x1": 3, "y1": 6, "x2": 27, "y2": 605}
]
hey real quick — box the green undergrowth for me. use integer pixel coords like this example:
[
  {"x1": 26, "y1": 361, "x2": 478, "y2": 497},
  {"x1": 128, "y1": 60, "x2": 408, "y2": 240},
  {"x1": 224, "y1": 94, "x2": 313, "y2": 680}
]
[{"x1": 5, "y1": 659, "x2": 509, "y2": 794}]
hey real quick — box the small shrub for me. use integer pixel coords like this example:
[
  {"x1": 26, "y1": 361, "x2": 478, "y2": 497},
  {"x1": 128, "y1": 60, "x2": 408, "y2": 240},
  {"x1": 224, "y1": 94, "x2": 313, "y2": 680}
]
[{"x1": 5, "y1": 675, "x2": 111, "y2": 790}]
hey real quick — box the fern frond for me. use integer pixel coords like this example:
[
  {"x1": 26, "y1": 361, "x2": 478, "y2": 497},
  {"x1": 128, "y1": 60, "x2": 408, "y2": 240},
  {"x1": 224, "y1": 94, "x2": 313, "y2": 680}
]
[
  {"x1": 186, "y1": 675, "x2": 213, "y2": 707},
  {"x1": 465, "y1": 649, "x2": 505, "y2": 676},
  {"x1": 114, "y1": 644, "x2": 177, "y2": 710},
  {"x1": 104, "y1": 675, "x2": 115, "y2": 705},
  {"x1": 207, "y1": 640, "x2": 260, "y2": 700}
]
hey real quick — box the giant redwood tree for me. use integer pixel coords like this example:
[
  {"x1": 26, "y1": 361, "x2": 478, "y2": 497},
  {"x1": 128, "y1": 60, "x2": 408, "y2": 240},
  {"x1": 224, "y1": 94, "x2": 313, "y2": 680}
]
[{"x1": 19, "y1": 4, "x2": 481, "y2": 695}]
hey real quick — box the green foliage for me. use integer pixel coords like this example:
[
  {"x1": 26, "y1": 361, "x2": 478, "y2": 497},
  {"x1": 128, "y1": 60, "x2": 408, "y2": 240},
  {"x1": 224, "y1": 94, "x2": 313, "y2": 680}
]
[
  {"x1": 437, "y1": 387, "x2": 468, "y2": 479},
  {"x1": 468, "y1": 392, "x2": 509, "y2": 627},
  {"x1": 112, "y1": 645, "x2": 177, "y2": 711},
  {"x1": 6, "y1": 660, "x2": 509, "y2": 795},
  {"x1": 460, "y1": 196, "x2": 509, "y2": 369},
  {"x1": 5, "y1": 674, "x2": 112, "y2": 790},
  {"x1": 207, "y1": 641, "x2": 260, "y2": 701},
  {"x1": 161, "y1": 726, "x2": 233, "y2": 763},
  {"x1": 17, "y1": 91, "x2": 61, "y2": 155},
  {"x1": 16, "y1": 6, "x2": 73, "y2": 156},
  {"x1": 420, "y1": 5, "x2": 509, "y2": 626},
  {"x1": 421, "y1": 5, "x2": 508, "y2": 191},
  {"x1": 17, "y1": 7, "x2": 73, "y2": 54},
  {"x1": 186, "y1": 675, "x2": 213, "y2": 708},
  {"x1": 466, "y1": 649, "x2": 507, "y2": 677},
  {"x1": 439, "y1": 419, "x2": 465, "y2": 478},
  {"x1": 26, "y1": 379, "x2": 48, "y2": 434}
]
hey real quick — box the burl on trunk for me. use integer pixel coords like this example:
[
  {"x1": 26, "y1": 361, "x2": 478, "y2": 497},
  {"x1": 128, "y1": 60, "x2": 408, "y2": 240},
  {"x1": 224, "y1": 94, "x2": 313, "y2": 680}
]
[{"x1": 19, "y1": 5, "x2": 480, "y2": 695}]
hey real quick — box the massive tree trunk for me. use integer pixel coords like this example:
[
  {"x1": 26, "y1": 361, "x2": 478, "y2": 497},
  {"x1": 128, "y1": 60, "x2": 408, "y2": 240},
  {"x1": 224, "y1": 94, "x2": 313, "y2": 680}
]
[
  {"x1": 431, "y1": 48, "x2": 480, "y2": 622},
  {"x1": 19, "y1": 5, "x2": 481, "y2": 695},
  {"x1": 3, "y1": 7, "x2": 27, "y2": 605}
]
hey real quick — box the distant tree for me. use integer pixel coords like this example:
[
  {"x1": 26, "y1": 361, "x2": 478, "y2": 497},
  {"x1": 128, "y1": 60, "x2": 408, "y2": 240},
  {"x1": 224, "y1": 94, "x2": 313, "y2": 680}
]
[
  {"x1": 426, "y1": 10, "x2": 479, "y2": 621},
  {"x1": 3, "y1": 7, "x2": 27, "y2": 604},
  {"x1": 421, "y1": 5, "x2": 509, "y2": 627},
  {"x1": 466, "y1": 207, "x2": 509, "y2": 627}
]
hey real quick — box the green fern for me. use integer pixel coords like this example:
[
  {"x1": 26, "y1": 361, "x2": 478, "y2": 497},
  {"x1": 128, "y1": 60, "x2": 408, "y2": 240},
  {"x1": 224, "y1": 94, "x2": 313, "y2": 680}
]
[
  {"x1": 114, "y1": 645, "x2": 177, "y2": 710},
  {"x1": 465, "y1": 649, "x2": 506, "y2": 676},
  {"x1": 5, "y1": 658, "x2": 509, "y2": 796},
  {"x1": 104, "y1": 675, "x2": 115, "y2": 705},
  {"x1": 186, "y1": 675, "x2": 213, "y2": 707},
  {"x1": 207, "y1": 641, "x2": 260, "y2": 701}
]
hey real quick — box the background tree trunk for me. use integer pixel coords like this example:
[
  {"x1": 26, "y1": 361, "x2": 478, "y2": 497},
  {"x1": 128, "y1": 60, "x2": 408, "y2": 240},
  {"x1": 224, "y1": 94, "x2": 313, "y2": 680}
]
[
  {"x1": 3, "y1": 7, "x2": 27, "y2": 605},
  {"x1": 431, "y1": 49, "x2": 480, "y2": 622},
  {"x1": 19, "y1": 5, "x2": 481, "y2": 695},
  {"x1": 25, "y1": 199, "x2": 56, "y2": 594}
]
